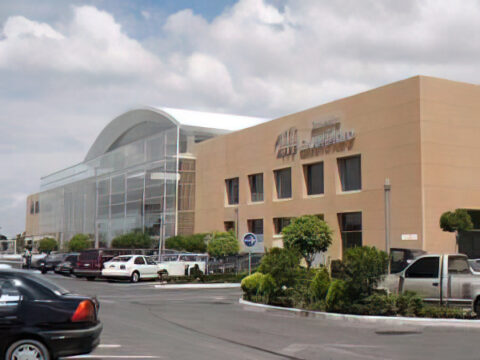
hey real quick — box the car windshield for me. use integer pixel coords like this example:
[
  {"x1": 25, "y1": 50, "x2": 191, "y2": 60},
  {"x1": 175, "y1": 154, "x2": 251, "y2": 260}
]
[
  {"x1": 111, "y1": 256, "x2": 132, "y2": 262},
  {"x1": 27, "y1": 273, "x2": 70, "y2": 296}
]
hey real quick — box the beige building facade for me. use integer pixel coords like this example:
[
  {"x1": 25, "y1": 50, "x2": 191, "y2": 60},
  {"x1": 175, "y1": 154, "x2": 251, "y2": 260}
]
[{"x1": 194, "y1": 76, "x2": 480, "y2": 260}]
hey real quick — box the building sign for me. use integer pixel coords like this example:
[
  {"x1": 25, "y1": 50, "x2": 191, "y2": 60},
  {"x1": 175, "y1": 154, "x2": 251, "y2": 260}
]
[
  {"x1": 300, "y1": 118, "x2": 355, "y2": 159},
  {"x1": 275, "y1": 117, "x2": 355, "y2": 160},
  {"x1": 401, "y1": 234, "x2": 418, "y2": 241},
  {"x1": 275, "y1": 127, "x2": 297, "y2": 159}
]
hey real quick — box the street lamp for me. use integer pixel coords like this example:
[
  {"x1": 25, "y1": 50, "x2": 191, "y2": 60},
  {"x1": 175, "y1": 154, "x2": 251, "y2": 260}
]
[{"x1": 384, "y1": 178, "x2": 391, "y2": 256}]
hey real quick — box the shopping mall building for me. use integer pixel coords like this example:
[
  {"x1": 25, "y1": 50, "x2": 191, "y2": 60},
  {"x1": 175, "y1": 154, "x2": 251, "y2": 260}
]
[{"x1": 25, "y1": 76, "x2": 480, "y2": 260}]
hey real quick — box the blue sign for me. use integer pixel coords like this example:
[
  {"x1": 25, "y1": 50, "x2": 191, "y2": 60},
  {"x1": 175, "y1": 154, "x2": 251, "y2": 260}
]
[{"x1": 243, "y1": 233, "x2": 257, "y2": 247}]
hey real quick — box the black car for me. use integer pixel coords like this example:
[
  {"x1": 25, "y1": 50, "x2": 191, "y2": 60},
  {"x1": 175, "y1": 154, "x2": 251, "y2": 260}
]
[
  {"x1": 0, "y1": 269, "x2": 102, "y2": 360},
  {"x1": 54, "y1": 253, "x2": 80, "y2": 276},
  {"x1": 38, "y1": 253, "x2": 70, "y2": 274}
]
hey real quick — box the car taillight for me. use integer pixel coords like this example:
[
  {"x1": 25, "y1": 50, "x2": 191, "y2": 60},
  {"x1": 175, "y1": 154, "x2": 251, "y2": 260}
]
[{"x1": 71, "y1": 300, "x2": 95, "y2": 322}]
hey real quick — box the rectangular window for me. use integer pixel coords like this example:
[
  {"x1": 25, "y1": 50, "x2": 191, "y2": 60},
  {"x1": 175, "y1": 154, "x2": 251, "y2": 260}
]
[
  {"x1": 248, "y1": 219, "x2": 264, "y2": 234},
  {"x1": 338, "y1": 155, "x2": 361, "y2": 191},
  {"x1": 274, "y1": 168, "x2": 292, "y2": 199},
  {"x1": 35, "y1": 201, "x2": 40, "y2": 214},
  {"x1": 224, "y1": 221, "x2": 235, "y2": 232},
  {"x1": 30, "y1": 201, "x2": 34, "y2": 215},
  {"x1": 273, "y1": 217, "x2": 291, "y2": 234},
  {"x1": 304, "y1": 162, "x2": 324, "y2": 195},
  {"x1": 225, "y1": 178, "x2": 239, "y2": 205},
  {"x1": 248, "y1": 173, "x2": 264, "y2": 202},
  {"x1": 339, "y1": 212, "x2": 362, "y2": 255}
]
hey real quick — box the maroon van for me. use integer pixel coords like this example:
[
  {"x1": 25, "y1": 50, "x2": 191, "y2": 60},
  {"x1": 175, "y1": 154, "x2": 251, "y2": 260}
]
[{"x1": 74, "y1": 249, "x2": 154, "y2": 280}]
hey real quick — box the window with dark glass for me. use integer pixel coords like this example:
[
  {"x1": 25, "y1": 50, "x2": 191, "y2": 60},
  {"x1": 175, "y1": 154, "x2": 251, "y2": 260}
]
[
  {"x1": 248, "y1": 219, "x2": 264, "y2": 234},
  {"x1": 248, "y1": 173, "x2": 264, "y2": 202},
  {"x1": 339, "y1": 212, "x2": 362, "y2": 254},
  {"x1": 405, "y1": 257, "x2": 440, "y2": 278},
  {"x1": 225, "y1": 178, "x2": 239, "y2": 205},
  {"x1": 30, "y1": 202, "x2": 34, "y2": 215},
  {"x1": 338, "y1": 155, "x2": 361, "y2": 191},
  {"x1": 224, "y1": 221, "x2": 235, "y2": 232},
  {"x1": 34, "y1": 201, "x2": 40, "y2": 214},
  {"x1": 273, "y1": 217, "x2": 291, "y2": 234},
  {"x1": 274, "y1": 168, "x2": 292, "y2": 199},
  {"x1": 304, "y1": 162, "x2": 324, "y2": 195}
]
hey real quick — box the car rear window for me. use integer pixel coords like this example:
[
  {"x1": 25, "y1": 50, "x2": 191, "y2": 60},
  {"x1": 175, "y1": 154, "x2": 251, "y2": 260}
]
[
  {"x1": 26, "y1": 273, "x2": 70, "y2": 296},
  {"x1": 112, "y1": 256, "x2": 132, "y2": 262},
  {"x1": 79, "y1": 251, "x2": 100, "y2": 261}
]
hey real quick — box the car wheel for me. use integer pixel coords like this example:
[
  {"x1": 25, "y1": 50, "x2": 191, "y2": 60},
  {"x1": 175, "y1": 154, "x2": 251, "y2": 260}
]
[
  {"x1": 131, "y1": 271, "x2": 140, "y2": 283},
  {"x1": 41, "y1": 268, "x2": 48, "y2": 274},
  {"x1": 6, "y1": 339, "x2": 50, "y2": 360},
  {"x1": 86, "y1": 277, "x2": 95, "y2": 281}
]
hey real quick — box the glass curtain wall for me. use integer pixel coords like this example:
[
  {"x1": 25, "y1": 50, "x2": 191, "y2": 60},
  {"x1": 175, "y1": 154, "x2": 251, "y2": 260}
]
[{"x1": 39, "y1": 126, "x2": 179, "y2": 249}]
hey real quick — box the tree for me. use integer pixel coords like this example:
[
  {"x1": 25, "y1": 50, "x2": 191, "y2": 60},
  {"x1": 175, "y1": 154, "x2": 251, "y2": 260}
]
[
  {"x1": 440, "y1": 209, "x2": 473, "y2": 251},
  {"x1": 440, "y1": 209, "x2": 473, "y2": 232},
  {"x1": 340, "y1": 246, "x2": 389, "y2": 299},
  {"x1": 111, "y1": 231, "x2": 154, "y2": 249},
  {"x1": 206, "y1": 231, "x2": 239, "y2": 257},
  {"x1": 68, "y1": 234, "x2": 92, "y2": 252},
  {"x1": 282, "y1": 215, "x2": 333, "y2": 268},
  {"x1": 165, "y1": 233, "x2": 208, "y2": 253},
  {"x1": 257, "y1": 247, "x2": 300, "y2": 288},
  {"x1": 38, "y1": 237, "x2": 58, "y2": 253}
]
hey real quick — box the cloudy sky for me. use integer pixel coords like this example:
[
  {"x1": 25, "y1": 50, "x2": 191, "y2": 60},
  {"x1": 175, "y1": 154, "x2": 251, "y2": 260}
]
[{"x1": 0, "y1": 0, "x2": 479, "y2": 237}]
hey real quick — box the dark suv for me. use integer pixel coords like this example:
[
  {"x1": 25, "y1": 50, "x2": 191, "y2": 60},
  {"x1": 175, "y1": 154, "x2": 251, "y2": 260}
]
[{"x1": 0, "y1": 268, "x2": 102, "y2": 360}]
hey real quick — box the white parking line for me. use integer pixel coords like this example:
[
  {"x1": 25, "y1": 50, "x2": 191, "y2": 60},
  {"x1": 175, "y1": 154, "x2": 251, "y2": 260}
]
[
  {"x1": 98, "y1": 344, "x2": 122, "y2": 348},
  {"x1": 65, "y1": 356, "x2": 161, "y2": 359}
]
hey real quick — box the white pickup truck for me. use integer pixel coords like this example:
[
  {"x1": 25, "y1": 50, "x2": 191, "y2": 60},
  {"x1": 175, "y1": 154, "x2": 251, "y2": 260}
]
[{"x1": 381, "y1": 254, "x2": 480, "y2": 313}]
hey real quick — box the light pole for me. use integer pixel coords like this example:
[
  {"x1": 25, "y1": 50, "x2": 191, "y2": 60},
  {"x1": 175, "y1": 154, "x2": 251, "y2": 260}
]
[{"x1": 384, "y1": 178, "x2": 391, "y2": 257}]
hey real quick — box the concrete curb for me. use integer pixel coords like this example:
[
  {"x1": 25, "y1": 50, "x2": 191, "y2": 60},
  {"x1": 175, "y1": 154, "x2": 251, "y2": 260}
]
[
  {"x1": 155, "y1": 283, "x2": 241, "y2": 289},
  {"x1": 239, "y1": 298, "x2": 480, "y2": 328}
]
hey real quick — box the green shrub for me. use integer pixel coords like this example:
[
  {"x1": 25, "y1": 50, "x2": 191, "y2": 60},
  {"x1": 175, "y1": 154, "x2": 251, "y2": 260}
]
[
  {"x1": 341, "y1": 246, "x2": 389, "y2": 299},
  {"x1": 258, "y1": 274, "x2": 276, "y2": 301},
  {"x1": 309, "y1": 267, "x2": 331, "y2": 302},
  {"x1": 396, "y1": 291, "x2": 424, "y2": 317},
  {"x1": 38, "y1": 237, "x2": 58, "y2": 253},
  {"x1": 68, "y1": 234, "x2": 92, "y2": 252},
  {"x1": 351, "y1": 293, "x2": 397, "y2": 316},
  {"x1": 325, "y1": 279, "x2": 349, "y2": 312},
  {"x1": 111, "y1": 231, "x2": 154, "y2": 249},
  {"x1": 258, "y1": 247, "x2": 300, "y2": 288},
  {"x1": 241, "y1": 272, "x2": 264, "y2": 299},
  {"x1": 206, "y1": 231, "x2": 239, "y2": 257},
  {"x1": 166, "y1": 233, "x2": 208, "y2": 253},
  {"x1": 421, "y1": 305, "x2": 474, "y2": 319}
]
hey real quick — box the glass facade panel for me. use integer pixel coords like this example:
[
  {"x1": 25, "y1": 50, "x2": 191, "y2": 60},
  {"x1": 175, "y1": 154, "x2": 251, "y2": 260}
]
[
  {"x1": 248, "y1": 173, "x2": 264, "y2": 202},
  {"x1": 225, "y1": 178, "x2": 239, "y2": 205},
  {"x1": 339, "y1": 212, "x2": 362, "y2": 255},
  {"x1": 274, "y1": 168, "x2": 292, "y2": 199},
  {"x1": 338, "y1": 155, "x2": 361, "y2": 191},
  {"x1": 38, "y1": 125, "x2": 181, "y2": 248},
  {"x1": 305, "y1": 162, "x2": 324, "y2": 195}
]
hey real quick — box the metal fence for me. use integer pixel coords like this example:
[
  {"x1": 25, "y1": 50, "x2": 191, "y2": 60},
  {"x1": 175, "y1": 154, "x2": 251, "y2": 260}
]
[{"x1": 207, "y1": 254, "x2": 264, "y2": 274}]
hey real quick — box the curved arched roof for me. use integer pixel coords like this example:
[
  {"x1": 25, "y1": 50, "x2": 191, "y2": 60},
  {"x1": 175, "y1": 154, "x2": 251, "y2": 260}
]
[{"x1": 84, "y1": 107, "x2": 267, "y2": 162}]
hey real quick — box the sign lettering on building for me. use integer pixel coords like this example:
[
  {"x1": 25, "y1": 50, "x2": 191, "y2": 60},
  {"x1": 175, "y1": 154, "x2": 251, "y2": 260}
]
[
  {"x1": 275, "y1": 117, "x2": 355, "y2": 160},
  {"x1": 275, "y1": 127, "x2": 297, "y2": 159},
  {"x1": 299, "y1": 118, "x2": 355, "y2": 159}
]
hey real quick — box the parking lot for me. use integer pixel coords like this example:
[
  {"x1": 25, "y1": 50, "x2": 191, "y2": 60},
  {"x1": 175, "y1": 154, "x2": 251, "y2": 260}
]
[{"x1": 33, "y1": 272, "x2": 480, "y2": 360}]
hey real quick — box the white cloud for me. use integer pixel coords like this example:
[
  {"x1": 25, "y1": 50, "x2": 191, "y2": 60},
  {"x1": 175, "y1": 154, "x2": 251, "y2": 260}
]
[{"x1": 1, "y1": 0, "x2": 480, "y2": 236}]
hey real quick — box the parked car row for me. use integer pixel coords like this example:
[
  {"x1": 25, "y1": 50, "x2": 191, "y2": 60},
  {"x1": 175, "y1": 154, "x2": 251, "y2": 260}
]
[{"x1": 35, "y1": 249, "x2": 209, "y2": 283}]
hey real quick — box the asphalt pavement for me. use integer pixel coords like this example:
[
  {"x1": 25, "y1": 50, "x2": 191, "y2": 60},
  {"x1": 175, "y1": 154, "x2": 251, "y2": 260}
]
[{"x1": 39, "y1": 273, "x2": 480, "y2": 360}]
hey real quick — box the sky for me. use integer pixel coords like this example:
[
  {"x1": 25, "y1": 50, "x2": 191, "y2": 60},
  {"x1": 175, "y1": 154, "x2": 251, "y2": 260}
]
[{"x1": 1, "y1": 0, "x2": 480, "y2": 237}]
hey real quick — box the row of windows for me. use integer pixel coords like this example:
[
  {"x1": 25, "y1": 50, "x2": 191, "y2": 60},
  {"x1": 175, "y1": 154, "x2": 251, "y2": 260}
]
[
  {"x1": 225, "y1": 155, "x2": 361, "y2": 205},
  {"x1": 225, "y1": 211, "x2": 363, "y2": 253},
  {"x1": 29, "y1": 201, "x2": 40, "y2": 215}
]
